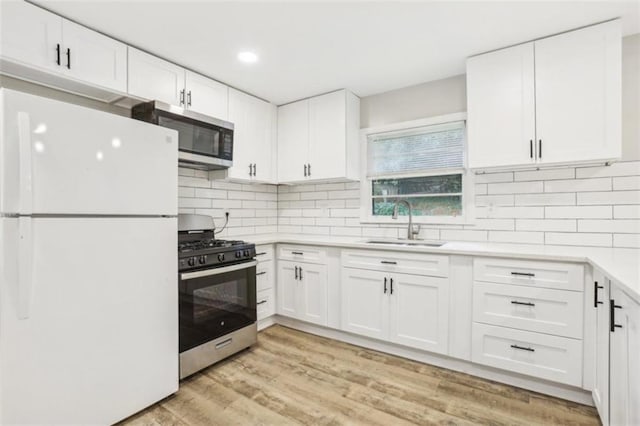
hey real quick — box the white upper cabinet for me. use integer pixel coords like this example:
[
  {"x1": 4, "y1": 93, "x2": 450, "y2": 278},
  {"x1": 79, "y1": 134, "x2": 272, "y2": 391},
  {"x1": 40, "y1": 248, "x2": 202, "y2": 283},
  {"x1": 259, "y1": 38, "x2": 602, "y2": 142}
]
[
  {"x1": 277, "y1": 89, "x2": 360, "y2": 184},
  {"x1": 62, "y1": 20, "x2": 127, "y2": 93},
  {"x1": 535, "y1": 20, "x2": 621, "y2": 165},
  {"x1": 467, "y1": 20, "x2": 621, "y2": 170},
  {"x1": 467, "y1": 43, "x2": 536, "y2": 169},
  {"x1": 0, "y1": 0, "x2": 62, "y2": 73},
  {"x1": 128, "y1": 48, "x2": 185, "y2": 106},
  {"x1": 184, "y1": 71, "x2": 228, "y2": 120},
  {"x1": 0, "y1": 1, "x2": 127, "y2": 98},
  {"x1": 225, "y1": 88, "x2": 276, "y2": 183}
]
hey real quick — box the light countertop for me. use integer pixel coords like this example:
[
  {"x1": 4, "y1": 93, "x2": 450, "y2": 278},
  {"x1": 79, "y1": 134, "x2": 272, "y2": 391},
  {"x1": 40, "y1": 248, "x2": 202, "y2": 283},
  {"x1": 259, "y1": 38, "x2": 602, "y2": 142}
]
[{"x1": 241, "y1": 233, "x2": 640, "y2": 304}]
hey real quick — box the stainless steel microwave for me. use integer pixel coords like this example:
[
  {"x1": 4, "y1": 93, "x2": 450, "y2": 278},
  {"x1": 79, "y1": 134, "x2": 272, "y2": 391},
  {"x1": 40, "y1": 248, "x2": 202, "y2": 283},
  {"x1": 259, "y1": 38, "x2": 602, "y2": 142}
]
[{"x1": 132, "y1": 100, "x2": 234, "y2": 170}]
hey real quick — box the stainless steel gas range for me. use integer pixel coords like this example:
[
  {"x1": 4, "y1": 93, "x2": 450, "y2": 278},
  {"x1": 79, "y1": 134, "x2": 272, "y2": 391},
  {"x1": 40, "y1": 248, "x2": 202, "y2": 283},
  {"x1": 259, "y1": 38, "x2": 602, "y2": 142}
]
[{"x1": 177, "y1": 214, "x2": 257, "y2": 379}]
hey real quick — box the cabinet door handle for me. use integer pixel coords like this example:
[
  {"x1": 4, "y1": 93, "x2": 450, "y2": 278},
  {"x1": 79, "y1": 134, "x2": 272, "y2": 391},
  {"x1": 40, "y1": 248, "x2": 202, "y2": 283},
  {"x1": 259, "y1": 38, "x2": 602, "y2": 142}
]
[
  {"x1": 529, "y1": 140, "x2": 533, "y2": 159},
  {"x1": 187, "y1": 90, "x2": 192, "y2": 107},
  {"x1": 66, "y1": 48, "x2": 71, "y2": 69},
  {"x1": 381, "y1": 260, "x2": 397, "y2": 265},
  {"x1": 390, "y1": 278, "x2": 394, "y2": 295},
  {"x1": 383, "y1": 277, "x2": 387, "y2": 294},
  {"x1": 294, "y1": 266, "x2": 298, "y2": 280},
  {"x1": 256, "y1": 271, "x2": 266, "y2": 276},
  {"x1": 511, "y1": 272, "x2": 535, "y2": 277},
  {"x1": 291, "y1": 251, "x2": 304, "y2": 255},
  {"x1": 256, "y1": 252, "x2": 267, "y2": 256},
  {"x1": 56, "y1": 43, "x2": 61, "y2": 66},
  {"x1": 299, "y1": 267, "x2": 303, "y2": 280},
  {"x1": 304, "y1": 164, "x2": 308, "y2": 177},
  {"x1": 594, "y1": 281, "x2": 604, "y2": 308},
  {"x1": 610, "y1": 299, "x2": 623, "y2": 332},
  {"x1": 257, "y1": 300, "x2": 267, "y2": 305},
  {"x1": 252, "y1": 164, "x2": 257, "y2": 176},
  {"x1": 180, "y1": 90, "x2": 185, "y2": 106},
  {"x1": 307, "y1": 163, "x2": 311, "y2": 176},
  {"x1": 511, "y1": 300, "x2": 535, "y2": 307},
  {"x1": 249, "y1": 164, "x2": 253, "y2": 176},
  {"x1": 538, "y1": 139, "x2": 542, "y2": 159},
  {"x1": 510, "y1": 344, "x2": 535, "y2": 352}
]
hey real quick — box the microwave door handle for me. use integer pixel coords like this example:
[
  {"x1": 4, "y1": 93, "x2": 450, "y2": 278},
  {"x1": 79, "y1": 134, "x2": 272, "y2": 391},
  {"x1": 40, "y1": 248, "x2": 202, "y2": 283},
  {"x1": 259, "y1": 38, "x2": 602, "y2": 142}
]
[{"x1": 180, "y1": 260, "x2": 257, "y2": 280}]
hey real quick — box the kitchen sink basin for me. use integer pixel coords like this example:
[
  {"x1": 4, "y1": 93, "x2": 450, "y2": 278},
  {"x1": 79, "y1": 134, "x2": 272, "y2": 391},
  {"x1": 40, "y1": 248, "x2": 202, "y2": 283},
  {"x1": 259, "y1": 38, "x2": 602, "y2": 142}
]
[{"x1": 364, "y1": 239, "x2": 445, "y2": 247}]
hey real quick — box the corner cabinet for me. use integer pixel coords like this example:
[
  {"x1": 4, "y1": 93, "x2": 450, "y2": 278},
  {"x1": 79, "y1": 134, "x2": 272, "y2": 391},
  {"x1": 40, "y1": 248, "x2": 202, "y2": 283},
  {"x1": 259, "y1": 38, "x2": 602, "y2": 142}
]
[
  {"x1": 592, "y1": 269, "x2": 610, "y2": 424},
  {"x1": 0, "y1": 0, "x2": 127, "y2": 101},
  {"x1": 467, "y1": 20, "x2": 621, "y2": 170},
  {"x1": 277, "y1": 89, "x2": 360, "y2": 184}
]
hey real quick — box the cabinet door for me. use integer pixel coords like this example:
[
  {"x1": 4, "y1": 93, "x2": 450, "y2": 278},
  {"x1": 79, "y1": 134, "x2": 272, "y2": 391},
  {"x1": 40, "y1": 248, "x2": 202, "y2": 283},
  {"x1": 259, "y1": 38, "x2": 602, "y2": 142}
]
[
  {"x1": 277, "y1": 261, "x2": 299, "y2": 319},
  {"x1": 227, "y1": 89, "x2": 273, "y2": 182},
  {"x1": 389, "y1": 273, "x2": 449, "y2": 354},
  {"x1": 185, "y1": 71, "x2": 228, "y2": 120},
  {"x1": 610, "y1": 286, "x2": 640, "y2": 426},
  {"x1": 592, "y1": 271, "x2": 610, "y2": 425},
  {"x1": 535, "y1": 20, "x2": 621, "y2": 165},
  {"x1": 308, "y1": 90, "x2": 346, "y2": 180},
  {"x1": 127, "y1": 47, "x2": 184, "y2": 106},
  {"x1": 0, "y1": 1, "x2": 62, "y2": 72},
  {"x1": 277, "y1": 99, "x2": 309, "y2": 183},
  {"x1": 62, "y1": 20, "x2": 127, "y2": 93},
  {"x1": 341, "y1": 268, "x2": 389, "y2": 340},
  {"x1": 298, "y1": 263, "x2": 328, "y2": 326},
  {"x1": 467, "y1": 43, "x2": 536, "y2": 169}
]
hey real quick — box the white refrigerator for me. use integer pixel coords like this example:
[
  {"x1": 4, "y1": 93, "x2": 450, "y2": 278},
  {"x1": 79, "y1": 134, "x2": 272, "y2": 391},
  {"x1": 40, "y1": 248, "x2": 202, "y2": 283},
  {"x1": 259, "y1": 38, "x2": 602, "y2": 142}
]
[{"x1": 0, "y1": 89, "x2": 179, "y2": 424}]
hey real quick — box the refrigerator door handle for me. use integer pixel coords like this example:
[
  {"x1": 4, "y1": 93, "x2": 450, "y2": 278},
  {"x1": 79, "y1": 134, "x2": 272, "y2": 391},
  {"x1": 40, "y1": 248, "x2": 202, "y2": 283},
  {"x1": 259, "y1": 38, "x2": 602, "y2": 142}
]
[
  {"x1": 17, "y1": 217, "x2": 34, "y2": 319},
  {"x1": 18, "y1": 112, "x2": 33, "y2": 214}
]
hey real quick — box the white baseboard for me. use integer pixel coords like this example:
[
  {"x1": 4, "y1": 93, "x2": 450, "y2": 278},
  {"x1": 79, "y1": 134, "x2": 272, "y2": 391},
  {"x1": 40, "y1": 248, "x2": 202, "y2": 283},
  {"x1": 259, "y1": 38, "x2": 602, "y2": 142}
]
[
  {"x1": 257, "y1": 316, "x2": 276, "y2": 331},
  {"x1": 267, "y1": 315, "x2": 594, "y2": 407}
]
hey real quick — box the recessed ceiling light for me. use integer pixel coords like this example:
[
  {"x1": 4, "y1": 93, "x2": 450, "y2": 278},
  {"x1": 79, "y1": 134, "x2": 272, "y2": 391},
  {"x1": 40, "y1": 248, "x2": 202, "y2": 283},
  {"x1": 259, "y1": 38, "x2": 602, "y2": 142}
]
[{"x1": 237, "y1": 51, "x2": 258, "y2": 64}]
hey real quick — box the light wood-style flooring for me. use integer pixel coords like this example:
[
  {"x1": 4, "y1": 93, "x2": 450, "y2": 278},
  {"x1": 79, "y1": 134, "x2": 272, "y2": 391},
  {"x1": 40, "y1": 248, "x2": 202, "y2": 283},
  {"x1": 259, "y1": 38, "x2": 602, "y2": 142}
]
[{"x1": 121, "y1": 325, "x2": 600, "y2": 425}]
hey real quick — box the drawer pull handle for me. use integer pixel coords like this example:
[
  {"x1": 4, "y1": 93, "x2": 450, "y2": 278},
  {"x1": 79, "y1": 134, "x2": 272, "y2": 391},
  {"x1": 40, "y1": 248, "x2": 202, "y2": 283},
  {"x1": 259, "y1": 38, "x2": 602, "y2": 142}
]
[
  {"x1": 610, "y1": 300, "x2": 623, "y2": 332},
  {"x1": 511, "y1": 301, "x2": 535, "y2": 307},
  {"x1": 594, "y1": 281, "x2": 604, "y2": 308},
  {"x1": 381, "y1": 261, "x2": 397, "y2": 265},
  {"x1": 256, "y1": 271, "x2": 266, "y2": 276},
  {"x1": 257, "y1": 300, "x2": 267, "y2": 305},
  {"x1": 215, "y1": 338, "x2": 233, "y2": 349},
  {"x1": 510, "y1": 344, "x2": 535, "y2": 352},
  {"x1": 291, "y1": 251, "x2": 304, "y2": 255},
  {"x1": 511, "y1": 272, "x2": 535, "y2": 277},
  {"x1": 256, "y1": 252, "x2": 267, "y2": 256}
]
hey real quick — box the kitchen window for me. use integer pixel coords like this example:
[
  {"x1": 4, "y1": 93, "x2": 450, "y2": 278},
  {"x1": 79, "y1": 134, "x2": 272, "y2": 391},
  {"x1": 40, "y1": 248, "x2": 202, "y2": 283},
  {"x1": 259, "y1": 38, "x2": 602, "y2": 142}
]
[{"x1": 360, "y1": 113, "x2": 473, "y2": 224}]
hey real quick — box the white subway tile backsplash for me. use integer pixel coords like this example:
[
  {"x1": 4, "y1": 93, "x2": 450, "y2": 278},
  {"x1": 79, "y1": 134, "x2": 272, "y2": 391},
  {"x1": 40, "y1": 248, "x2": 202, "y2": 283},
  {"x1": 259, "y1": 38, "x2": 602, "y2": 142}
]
[
  {"x1": 545, "y1": 178, "x2": 611, "y2": 193},
  {"x1": 514, "y1": 168, "x2": 575, "y2": 182},
  {"x1": 179, "y1": 198, "x2": 211, "y2": 208},
  {"x1": 469, "y1": 218, "x2": 515, "y2": 231},
  {"x1": 478, "y1": 206, "x2": 544, "y2": 219},
  {"x1": 475, "y1": 184, "x2": 488, "y2": 195},
  {"x1": 545, "y1": 206, "x2": 612, "y2": 219},
  {"x1": 441, "y1": 229, "x2": 488, "y2": 242},
  {"x1": 300, "y1": 191, "x2": 328, "y2": 200},
  {"x1": 577, "y1": 191, "x2": 640, "y2": 205},
  {"x1": 475, "y1": 172, "x2": 513, "y2": 184},
  {"x1": 489, "y1": 231, "x2": 544, "y2": 245},
  {"x1": 514, "y1": 193, "x2": 575, "y2": 206},
  {"x1": 613, "y1": 176, "x2": 640, "y2": 190},
  {"x1": 613, "y1": 234, "x2": 640, "y2": 248},
  {"x1": 614, "y1": 205, "x2": 640, "y2": 219},
  {"x1": 576, "y1": 161, "x2": 640, "y2": 179},
  {"x1": 516, "y1": 219, "x2": 577, "y2": 232},
  {"x1": 577, "y1": 220, "x2": 640, "y2": 234},
  {"x1": 545, "y1": 232, "x2": 613, "y2": 247},
  {"x1": 487, "y1": 181, "x2": 543, "y2": 194},
  {"x1": 475, "y1": 195, "x2": 514, "y2": 207}
]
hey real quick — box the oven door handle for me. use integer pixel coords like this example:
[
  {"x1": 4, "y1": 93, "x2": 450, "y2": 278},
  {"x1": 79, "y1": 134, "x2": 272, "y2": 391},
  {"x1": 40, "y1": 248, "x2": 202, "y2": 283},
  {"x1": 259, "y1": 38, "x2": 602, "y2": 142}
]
[{"x1": 180, "y1": 260, "x2": 258, "y2": 280}]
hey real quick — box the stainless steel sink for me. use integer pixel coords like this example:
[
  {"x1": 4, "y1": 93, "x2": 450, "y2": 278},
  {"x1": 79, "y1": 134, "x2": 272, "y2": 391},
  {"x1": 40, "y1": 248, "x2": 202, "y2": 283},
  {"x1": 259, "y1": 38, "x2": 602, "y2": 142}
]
[{"x1": 364, "y1": 239, "x2": 445, "y2": 247}]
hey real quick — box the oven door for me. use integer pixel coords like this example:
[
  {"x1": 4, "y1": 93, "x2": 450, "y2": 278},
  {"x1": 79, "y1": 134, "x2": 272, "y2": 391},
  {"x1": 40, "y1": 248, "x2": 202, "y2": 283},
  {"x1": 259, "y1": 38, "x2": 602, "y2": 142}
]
[{"x1": 178, "y1": 261, "x2": 257, "y2": 353}]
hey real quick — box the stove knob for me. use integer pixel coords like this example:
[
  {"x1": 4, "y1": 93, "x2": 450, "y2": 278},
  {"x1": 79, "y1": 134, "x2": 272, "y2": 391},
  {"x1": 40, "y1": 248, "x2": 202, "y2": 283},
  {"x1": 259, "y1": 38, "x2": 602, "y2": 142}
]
[
  {"x1": 217, "y1": 253, "x2": 225, "y2": 262},
  {"x1": 244, "y1": 250, "x2": 250, "y2": 257},
  {"x1": 199, "y1": 255, "x2": 207, "y2": 265},
  {"x1": 187, "y1": 257, "x2": 196, "y2": 267},
  {"x1": 235, "y1": 251, "x2": 242, "y2": 258}
]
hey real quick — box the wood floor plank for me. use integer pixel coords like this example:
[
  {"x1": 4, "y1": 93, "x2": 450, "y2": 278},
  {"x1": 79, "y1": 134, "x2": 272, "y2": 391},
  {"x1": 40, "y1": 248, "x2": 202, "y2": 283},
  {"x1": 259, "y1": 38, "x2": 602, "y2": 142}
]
[{"x1": 120, "y1": 325, "x2": 600, "y2": 426}]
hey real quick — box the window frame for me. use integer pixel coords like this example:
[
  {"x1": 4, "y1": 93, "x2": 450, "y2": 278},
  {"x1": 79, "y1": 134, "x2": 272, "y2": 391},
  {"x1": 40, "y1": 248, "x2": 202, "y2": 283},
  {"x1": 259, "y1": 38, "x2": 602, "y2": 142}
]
[{"x1": 359, "y1": 113, "x2": 475, "y2": 225}]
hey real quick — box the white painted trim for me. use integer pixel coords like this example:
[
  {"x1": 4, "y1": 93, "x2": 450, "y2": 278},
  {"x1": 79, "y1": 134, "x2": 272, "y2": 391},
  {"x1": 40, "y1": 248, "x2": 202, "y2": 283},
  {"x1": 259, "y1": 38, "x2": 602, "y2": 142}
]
[
  {"x1": 268, "y1": 315, "x2": 594, "y2": 407},
  {"x1": 258, "y1": 316, "x2": 277, "y2": 331}
]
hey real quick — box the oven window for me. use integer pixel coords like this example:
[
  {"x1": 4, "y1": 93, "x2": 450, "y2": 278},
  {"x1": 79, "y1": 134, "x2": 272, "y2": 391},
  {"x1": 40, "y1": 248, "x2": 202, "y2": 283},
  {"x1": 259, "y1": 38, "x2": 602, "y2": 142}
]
[
  {"x1": 179, "y1": 266, "x2": 256, "y2": 353},
  {"x1": 159, "y1": 116, "x2": 221, "y2": 158}
]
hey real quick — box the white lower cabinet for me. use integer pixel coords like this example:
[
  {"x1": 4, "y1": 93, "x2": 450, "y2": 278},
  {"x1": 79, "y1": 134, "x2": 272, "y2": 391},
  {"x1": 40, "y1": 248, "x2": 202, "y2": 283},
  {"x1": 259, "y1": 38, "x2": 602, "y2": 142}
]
[
  {"x1": 609, "y1": 285, "x2": 640, "y2": 426},
  {"x1": 277, "y1": 260, "x2": 328, "y2": 326},
  {"x1": 341, "y1": 267, "x2": 449, "y2": 354},
  {"x1": 592, "y1": 269, "x2": 610, "y2": 424}
]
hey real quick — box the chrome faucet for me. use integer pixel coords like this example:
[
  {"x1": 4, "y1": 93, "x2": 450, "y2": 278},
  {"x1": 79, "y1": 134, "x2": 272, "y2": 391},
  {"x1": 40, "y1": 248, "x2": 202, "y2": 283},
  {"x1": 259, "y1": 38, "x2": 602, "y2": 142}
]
[{"x1": 392, "y1": 199, "x2": 421, "y2": 240}]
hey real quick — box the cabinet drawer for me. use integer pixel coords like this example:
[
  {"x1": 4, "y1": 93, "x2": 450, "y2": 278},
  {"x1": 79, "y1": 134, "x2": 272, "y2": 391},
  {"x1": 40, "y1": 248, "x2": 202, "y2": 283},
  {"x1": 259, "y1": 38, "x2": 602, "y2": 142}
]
[
  {"x1": 257, "y1": 288, "x2": 275, "y2": 321},
  {"x1": 255, "y1": 244, "x2": 274, "y2": 262},
  {"x1": 278, "y1": 245, "x2": 327, "y2": 264},
  {"x1": 474, "y1": 257, "x2": 583, "y2": 291},
  {"x1": 342, "y1": 249, "x2": 448, "y2": 277},
  {"x1": 473, "y1": 282, "x2": 584, "y2": 338},
  {"x1": 472, "y1": 323, "x2": 583, "y2": 386},
  {"x1": 256, "y1": 261, "x2": 274, "y2": 292}
]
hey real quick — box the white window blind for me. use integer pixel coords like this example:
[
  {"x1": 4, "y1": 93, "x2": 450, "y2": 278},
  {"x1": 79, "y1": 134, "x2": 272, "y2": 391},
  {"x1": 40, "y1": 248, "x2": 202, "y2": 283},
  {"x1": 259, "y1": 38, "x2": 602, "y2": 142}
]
[{"x1": 367, "y1": 121, "x2": 465, "y2": 177}]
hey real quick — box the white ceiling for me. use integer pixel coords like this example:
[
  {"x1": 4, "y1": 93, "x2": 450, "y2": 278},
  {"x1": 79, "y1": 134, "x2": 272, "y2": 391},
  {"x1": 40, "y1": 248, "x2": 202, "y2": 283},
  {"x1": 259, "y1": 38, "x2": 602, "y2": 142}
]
[{"x1": 31, "y1": 0, "x2": 640, "y2": 105}]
